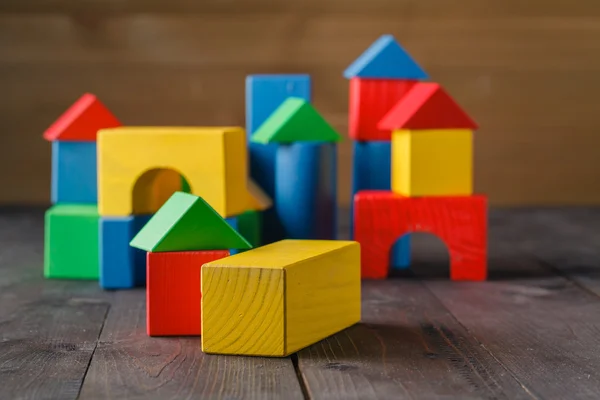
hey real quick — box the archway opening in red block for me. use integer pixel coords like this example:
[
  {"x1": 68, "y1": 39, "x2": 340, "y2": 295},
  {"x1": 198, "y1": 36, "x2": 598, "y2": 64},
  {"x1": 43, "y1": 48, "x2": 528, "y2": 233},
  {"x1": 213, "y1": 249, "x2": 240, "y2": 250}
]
[
  {"x1": 390, "y1": 232, "x2": 450, "y2": 279},
  {"x1": 132, "y1": 168, "x2": 192, "y2": 215},
  {"x1": 354, "y1": 191, "x2": 487, "y2": 281}
]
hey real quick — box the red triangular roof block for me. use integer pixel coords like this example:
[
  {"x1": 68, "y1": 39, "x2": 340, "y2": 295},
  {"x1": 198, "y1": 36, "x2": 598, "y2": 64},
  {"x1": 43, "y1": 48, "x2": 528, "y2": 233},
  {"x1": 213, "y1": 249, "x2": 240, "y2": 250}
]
[
  {"x1": 378, "y1": 83, "x2": 478, "y2": 130},
  {"x1": 43, "y1": 93, "x2": 122, "y2": 141}
]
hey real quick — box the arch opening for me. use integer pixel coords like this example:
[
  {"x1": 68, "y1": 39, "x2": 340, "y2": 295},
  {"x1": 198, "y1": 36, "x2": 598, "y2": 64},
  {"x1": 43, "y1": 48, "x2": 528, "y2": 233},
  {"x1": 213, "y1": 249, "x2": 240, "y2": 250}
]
[
  {"x1": 132, "y1": 168, "x2": 192, "y2": 215},
  {"x1": 389, "y1": 232, "x2": 450, "y2": 280}
]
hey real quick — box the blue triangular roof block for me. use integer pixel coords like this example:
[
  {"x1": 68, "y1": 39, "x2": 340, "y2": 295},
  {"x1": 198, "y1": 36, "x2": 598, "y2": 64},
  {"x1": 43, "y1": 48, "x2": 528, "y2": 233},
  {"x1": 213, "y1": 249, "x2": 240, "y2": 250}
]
[{"x1": 343, "y1": 34, "x2": 429, "y2": 80}]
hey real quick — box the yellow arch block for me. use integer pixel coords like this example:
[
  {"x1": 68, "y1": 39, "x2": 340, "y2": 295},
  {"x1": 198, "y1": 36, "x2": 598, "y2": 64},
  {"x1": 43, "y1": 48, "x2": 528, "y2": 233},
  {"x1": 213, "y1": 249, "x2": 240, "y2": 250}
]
[{"x1": 98, "y1": 126, "x2": 269, "y2": 217}]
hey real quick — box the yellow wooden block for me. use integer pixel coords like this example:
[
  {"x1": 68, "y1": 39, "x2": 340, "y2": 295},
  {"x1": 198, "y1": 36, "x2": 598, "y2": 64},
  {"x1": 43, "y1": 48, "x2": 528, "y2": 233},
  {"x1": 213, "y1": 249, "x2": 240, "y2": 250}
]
[
  {"x1": 392, "y1": 129, "x2": 473, "y2": 196},
  {"x1": 201, "y1": 240, "x2": 361, "y2": 357},
  {"x1": 247, "y1": 179, "x2": 272, "y2": 211},
  {"x1": 98, "y1": 126, "x2": 260, "y2": 218}
]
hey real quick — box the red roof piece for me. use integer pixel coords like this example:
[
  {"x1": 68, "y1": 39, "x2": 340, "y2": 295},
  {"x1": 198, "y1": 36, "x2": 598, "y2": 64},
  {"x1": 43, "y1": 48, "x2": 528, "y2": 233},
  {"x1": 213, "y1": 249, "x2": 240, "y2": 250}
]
[
  {"x1": 378, "y1": 83, "x2": 478, "y2": 130},
  {"x1": 43, "y1": 93, "x2": 122, "y2": 141}
]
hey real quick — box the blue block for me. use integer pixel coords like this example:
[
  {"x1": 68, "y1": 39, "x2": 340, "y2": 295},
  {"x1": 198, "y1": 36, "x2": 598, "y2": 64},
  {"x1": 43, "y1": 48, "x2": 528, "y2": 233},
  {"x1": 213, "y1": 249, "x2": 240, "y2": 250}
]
[
  {"x1": 350, "y1": 141, "x2": 410, "y2": 268},
  {"x1": 51, "y1": 141, "x2": 97, "y2": 204},
  {"x1": 99, "y1": 215, "x2": 151, "y2": 289},
  {"x1": 343, "y1": 34, "x2": 429, "y2": 80},
  {"x1": 276, "y1": 143, "x2": 337, "y2": 240},
  {"x1": 246, "y1": 74, "x2": 312, "y2": 244}
]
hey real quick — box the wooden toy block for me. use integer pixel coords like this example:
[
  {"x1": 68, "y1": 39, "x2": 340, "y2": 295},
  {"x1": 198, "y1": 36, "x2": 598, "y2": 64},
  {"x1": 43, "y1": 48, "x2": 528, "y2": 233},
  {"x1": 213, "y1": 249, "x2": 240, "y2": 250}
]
[
  {"x1": 350, "y1": 140, "x2": 410, "y2": 268},
  {"x1": 97, "y1": 126, "x2": 265, "y2": 218},
  {"x1": 44, "y1": 204, "x2": 99, "y2": 279},
  {"x1": 251, "y1": 98, "x2": 341, "y2": 144},
  {"x1": 43, "y1": 93, "x2": 121, "y2": 141},
  {"x1": 226, "y1": 210, "x2": 262, "y2": 255},
  {"x1": 201, "y1": 240, "x2": 361, "y2": 357},
  {"x1": 99, "y1": 215, "x2": 151, "y2": 289},
  {"x1": 379, "y1": 82, "x2": 479, "y2": 130},
  {"x1": 147, "y1": 250, "x2": 229, "y2": 336},
  {"x1": 391, "y1": 129, "x2": 473, "y2": 196},
  {"x1": 246, "y1": 74, "x2": 311, "y2": 244},
  {"x1": 343, "y1": 34, "x2": 429, "y2": 80},
  {"x1": 354, "y1": 191, "x2": 487, "y2": 281},
  {"x1": 51, "y1": 141, "x2": 97, "y2": 204},
  {"x1": 275, "y1": 143, "x2": 337, "y2": 240},
  {"x1": 349, "y1": 78, "x2": 417, "y2": 141},
  {"x1": 132, "y1": 168, "x2": 186, "y2": 215},
  {"x1": 130, "y1": 191, "x2": 251, "y2": 252}
]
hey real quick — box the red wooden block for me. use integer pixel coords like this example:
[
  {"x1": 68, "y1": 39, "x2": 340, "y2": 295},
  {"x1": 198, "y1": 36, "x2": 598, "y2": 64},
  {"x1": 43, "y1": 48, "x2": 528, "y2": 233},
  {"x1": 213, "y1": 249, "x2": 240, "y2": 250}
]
[
  {"x1": 147, "y1": 250, "x2": 229, "y2": 336},
  {"x1": 378, "y1": 82, "x2": 479, "y2": 131},
  {"x1": 43, "y1": 93, "x2": 121, "y2": 141},
  {"x1": 354, "y1": 191, "x2": 487, "y2": 281},
  {"x1": 349, "y1": 78, "x2": 417, "y2": 141}
]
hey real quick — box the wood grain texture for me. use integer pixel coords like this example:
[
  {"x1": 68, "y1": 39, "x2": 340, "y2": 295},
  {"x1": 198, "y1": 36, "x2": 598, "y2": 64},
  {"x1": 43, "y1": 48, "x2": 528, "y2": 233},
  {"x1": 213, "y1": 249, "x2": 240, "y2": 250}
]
[
  {"x1": 354, "y1": 191, "x2": 487, "y2": 280},
  {"x1": 0, "y1": 208, "x2": 111, "y2": 400},
  {"x1": 201, "y1": 240, "x2": 361, "y2": 356},
  {"x1": 2, "y1": 1, "x2": 600, "y2": 206},
  {"x1": 79, "y1": 290, "x2": 305, "y2": 400},
  {"x1": 296, "y1": 280, "x2": 533, "y2": 400},
  {"x1": 424, "y1": 257, "x2": 600, "y2": 399}
]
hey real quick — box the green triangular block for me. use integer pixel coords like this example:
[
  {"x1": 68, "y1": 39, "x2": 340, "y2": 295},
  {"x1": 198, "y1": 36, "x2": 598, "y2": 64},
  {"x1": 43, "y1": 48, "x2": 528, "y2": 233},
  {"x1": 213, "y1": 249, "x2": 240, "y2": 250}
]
[
  {"x1": 251, "y1": 97, "x2": 342, "y2": 144},
  {"x1": 130, "y1": 192, "x2": 252, "y2": 252}
]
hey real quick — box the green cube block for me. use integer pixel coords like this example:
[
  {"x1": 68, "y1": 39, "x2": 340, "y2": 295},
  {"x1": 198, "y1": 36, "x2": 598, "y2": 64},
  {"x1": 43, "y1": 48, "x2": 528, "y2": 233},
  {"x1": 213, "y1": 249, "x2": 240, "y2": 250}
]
[
  {"x1": 237, "y1": 210, "x2": 262, "y2": 248},
  {"x1": 44, "y1": 204, "x2": 100, "y2": 279}
]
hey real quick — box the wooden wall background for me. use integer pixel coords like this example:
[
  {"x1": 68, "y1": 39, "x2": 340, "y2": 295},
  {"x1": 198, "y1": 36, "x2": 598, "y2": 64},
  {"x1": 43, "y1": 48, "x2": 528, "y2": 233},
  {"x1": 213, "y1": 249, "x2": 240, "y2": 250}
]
[{"x1": 2, "y1": 0, "x2": 600, "y2": 206}]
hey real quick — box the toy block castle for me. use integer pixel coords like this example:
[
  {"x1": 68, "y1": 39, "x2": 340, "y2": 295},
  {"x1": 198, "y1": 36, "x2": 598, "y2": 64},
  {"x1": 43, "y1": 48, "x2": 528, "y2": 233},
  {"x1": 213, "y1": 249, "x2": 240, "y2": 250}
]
[
  {"x1": 130, "y1": 191, "x2": 250, "y2": 336},
  {"x1": 251, "y1": 98, "x2": 341, "y2": 240},
  {"x1": 44, "y1": 94, "x2": 121, "y2": 280},
  {"x1": 345, "y1": 34, "x2": 432, "y2": 269},
  {"x1": 349, "y1": 36, "x2": 488, "y2": 281}
]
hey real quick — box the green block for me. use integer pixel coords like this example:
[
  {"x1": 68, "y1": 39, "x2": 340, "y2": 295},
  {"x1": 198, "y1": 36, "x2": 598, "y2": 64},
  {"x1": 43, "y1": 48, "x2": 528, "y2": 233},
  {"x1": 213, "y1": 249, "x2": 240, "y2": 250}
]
[
  {"x1": 44, "y1": 204, "x2": 99, "y2": 280},
  {"x1": 237, "y1": 210, "x2": 262, "y2": 248},
  {"x1": 251, "y1": 97, "x2": 342, "y2": 144},
  {"x1": 130, "y1": 191, "x2": 252, "y2": 252}
]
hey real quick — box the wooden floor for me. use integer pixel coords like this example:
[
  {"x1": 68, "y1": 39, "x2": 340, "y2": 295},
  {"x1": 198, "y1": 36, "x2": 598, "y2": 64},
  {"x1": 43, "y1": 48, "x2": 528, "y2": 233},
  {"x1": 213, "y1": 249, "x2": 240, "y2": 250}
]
[{"x1": 2, "y1": 207, "x2": 600, "y2": 399}]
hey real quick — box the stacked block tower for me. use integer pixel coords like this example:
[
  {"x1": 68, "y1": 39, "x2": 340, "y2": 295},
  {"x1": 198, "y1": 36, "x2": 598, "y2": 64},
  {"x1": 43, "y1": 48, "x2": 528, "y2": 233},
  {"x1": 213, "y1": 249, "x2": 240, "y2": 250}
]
[
  {"x1": 344, "y1": 35, "x2": 430, "y2": 269},
  {"x1": 350, "y1": 36, "x2": 488, "y2": 281},
  {"x1": 44, "y1": 94, "x2": 120, "y2": 280}
]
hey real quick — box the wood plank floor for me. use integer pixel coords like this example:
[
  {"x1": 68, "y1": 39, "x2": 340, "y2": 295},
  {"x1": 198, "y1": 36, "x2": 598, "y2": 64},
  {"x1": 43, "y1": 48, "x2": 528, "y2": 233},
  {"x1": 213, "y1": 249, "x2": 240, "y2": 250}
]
[{"x1": 1, "y1": 207, "x2": 600, "y2": 399}]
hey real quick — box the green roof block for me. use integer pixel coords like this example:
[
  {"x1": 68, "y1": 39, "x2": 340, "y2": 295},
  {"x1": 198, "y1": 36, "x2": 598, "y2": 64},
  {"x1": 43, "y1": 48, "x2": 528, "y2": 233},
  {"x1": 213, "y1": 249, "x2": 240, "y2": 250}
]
[
  {"x1": 130, "y1": 192, "x2": 252, "y2": 252},
  {"x1": 251, "y1": 97, "x2": 342, "y2": 144}
]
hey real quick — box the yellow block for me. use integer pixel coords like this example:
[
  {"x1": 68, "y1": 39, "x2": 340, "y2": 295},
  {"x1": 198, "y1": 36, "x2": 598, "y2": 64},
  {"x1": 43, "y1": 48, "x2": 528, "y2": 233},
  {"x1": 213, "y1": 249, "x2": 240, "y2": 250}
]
[
  {"x1": 201, "y1": 240, "x2": 361, "y2": 357},
  {"x1": 392, "y1": 129, "x2": 473, "y2": 196},
  {"x1": 97, "y1": 126, "x2": 269, "y2": 217}
]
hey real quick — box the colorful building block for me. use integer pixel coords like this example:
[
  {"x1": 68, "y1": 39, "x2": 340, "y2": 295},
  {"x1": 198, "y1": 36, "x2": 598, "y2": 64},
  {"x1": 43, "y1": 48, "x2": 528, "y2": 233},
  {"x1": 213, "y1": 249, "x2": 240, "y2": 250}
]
[
  {"x1": 378, "y1": 83, "x2": 479, "y2": 130},
  {"x1": 51, "y1": 141, "x2": 97, "y2": 204},
  {"x1": 99, "y1": 215, "x2": 151, "y2": 289},
  {"x1": 246, "y1": 75, "x2": 312, "y2": 244},
  {"x1": 350, "y1": 141, "x2": 410, "y2": 268},
  {"x1": 343, "y1": 34, "x2": 429, "y2": 80},
  {"x1": 147, "y1": 250, "x2": 229, "y2": 336},
  {"x1": 226, "y1": 210, "x2": 262, "y2": 255},
  {"x1": 44, "y1": 93, "x2": 121, "y2": 141},
  {"x1": 201, "y1": 240, "x2": 361, "y2": 357},
  {"x1": 391, "y1": 129, "x2": 474, "y2": 196},
  {"x1": 130, "y1": 192, "x2": 251, "y2": 252},
  {"x1": 251, "y1": 99, "x2": 341, "y2": 240},
  {"x1": 44, "y1": 204, "x2": 99, "y2": 279},
  {"x1": 97, "y1": 126, "x2": 270, "y2": 218},
  {"x1": 354, "y1": 191, "x2": 487, "y2": 281},
  {"x1": 348, "y1": 78, "x2": 417, "y2": 141}
]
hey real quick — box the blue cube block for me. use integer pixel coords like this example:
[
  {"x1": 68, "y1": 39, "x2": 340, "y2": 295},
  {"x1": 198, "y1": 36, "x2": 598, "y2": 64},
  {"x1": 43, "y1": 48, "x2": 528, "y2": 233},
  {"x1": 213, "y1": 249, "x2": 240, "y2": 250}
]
[
  {"x1": 99, "y1": 215, "x2": 151, "y2": 289},
  {"x1": 246, "y1": 74, "x2": 311, "y2": 244},
  {"x1": 351, "y1": 140, "x2": 410, "y2": 268},
  {"x1": 51, "y1": 141, "x2": 97, "y2": 204}
]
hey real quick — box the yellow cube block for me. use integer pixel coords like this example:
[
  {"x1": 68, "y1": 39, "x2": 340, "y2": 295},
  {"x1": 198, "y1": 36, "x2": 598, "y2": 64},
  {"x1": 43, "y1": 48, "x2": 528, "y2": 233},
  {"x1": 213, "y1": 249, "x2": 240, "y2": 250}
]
[
  {"x1": 201, "y1": 240, "x2": 361, "y2": 357},
  {"x1": 392, "y1": 129, "x2": 473, "y2": 196}
]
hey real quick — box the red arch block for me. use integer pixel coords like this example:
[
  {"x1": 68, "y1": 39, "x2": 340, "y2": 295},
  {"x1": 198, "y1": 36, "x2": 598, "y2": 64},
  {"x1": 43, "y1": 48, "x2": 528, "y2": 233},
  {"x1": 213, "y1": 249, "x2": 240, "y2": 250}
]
[{"x1": 354, "y1": 191, "x2": 487, "y2": 281}]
